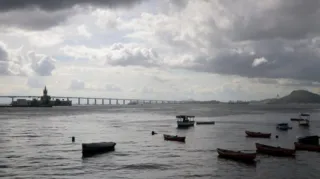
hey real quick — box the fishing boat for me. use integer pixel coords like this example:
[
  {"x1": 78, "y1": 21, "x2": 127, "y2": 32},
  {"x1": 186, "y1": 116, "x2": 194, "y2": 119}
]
[
  {"x1": 82, "y1": 142, "x2": 116, "y2": 157},
  {"x1": 276, "y1": 123, "x2": 292, "y2": 130},
  {"x1": 217, "y1": 148, "x2": 256, "y2": 161},
  {"x1": 291, "y1": 113, "x2": 309, "y2": 122},
  {"x1": 176, "y1": 115, "x2": 195, "y2": 128},
  {"x1": 294, "y1": 142, "x2": 320, "y2": 152},
  {"x1": 294, "y1": 135, "x2": 320, "y2": 152},
  {"x1": 196, "y1": 121, "x2": 215, "y2": 125},
  {"x1": 245, "y1": 131, "x2": 271, "y2": 138},
  {"x1": 255, "y1": 143, "x2": 295, "y2": 157},
  {"x1": 163, "y1": 134, "x2": 186, "y2": 142}
]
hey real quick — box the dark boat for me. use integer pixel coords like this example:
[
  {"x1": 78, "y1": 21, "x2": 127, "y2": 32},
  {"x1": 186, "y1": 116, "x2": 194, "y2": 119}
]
[
  {"x1": 217, "y1": 148, "x2": 256, "y2": 161},
  {"x1": 276, "y1": 123, "x2": 292, "y2": 130},
  {"x1": 82, "y1": 142, "x2": 116, "y2": 157},
  {"x1": 176, "y1": 115, "x2": 195, "y2": 128},
  {"x1": 295, "y1": 135, "x2": 320, "y2": 152},
  {"x1": 245, "y1": 131, "x2": 271, "y2": 138},
  {"x1": 196, "y1": 121, "x2": 215, "y2": 125},
  {"x1": 255, "y1": 143, "x2": 295, "y2": 157},
  {"x1": 291, "y1": 113, "x2": 310, "y2": 122},
  {"x1": 163, "y1": 134, "x2": 186, "y2": 142},
  {"x1": 294, "y1": 142, "x2": 320, "y2": 152}
]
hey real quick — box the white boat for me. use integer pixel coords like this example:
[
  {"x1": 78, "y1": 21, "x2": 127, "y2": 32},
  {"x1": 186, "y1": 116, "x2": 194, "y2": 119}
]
[
  {"x1": 176, "y1": 115, "x2": 195, "y2": 128},
  {"x1": 277, "y1": 123, "x2": 292, "y2": 130}
]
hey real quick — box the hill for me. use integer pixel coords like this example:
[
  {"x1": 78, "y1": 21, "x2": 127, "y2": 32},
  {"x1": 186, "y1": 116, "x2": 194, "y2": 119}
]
[{"x1": 268, "y1": 90, "x2": 320, "y2": 104}]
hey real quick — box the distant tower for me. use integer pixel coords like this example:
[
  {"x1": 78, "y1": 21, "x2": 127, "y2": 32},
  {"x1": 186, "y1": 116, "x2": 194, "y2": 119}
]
[{"x1": 43, "y1": 86, "x2": 48, "y2": 96}]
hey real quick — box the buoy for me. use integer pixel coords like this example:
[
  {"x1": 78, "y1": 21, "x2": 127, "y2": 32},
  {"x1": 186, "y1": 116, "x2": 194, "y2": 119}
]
[
  {"x1": 151, "y1": 131, "x2": 156, "y2": 135},
  {"x1": 276, "y1": 135, "x2": 279, "y2": 139},
  {"x1": 72, "y1": 136, "x2": 75, "y2": 142}
]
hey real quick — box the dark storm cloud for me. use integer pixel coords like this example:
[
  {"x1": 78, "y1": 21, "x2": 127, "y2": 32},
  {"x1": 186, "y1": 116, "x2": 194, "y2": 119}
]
[
  {"x1": 0, "y1": 0, "x2": 143, "y2": 30},
  {"x1": 189, "y1": 39, "x2": 320, "y2": 83},
  {"x1": 0, "y1": 0, "x2": 143, "y2": 12}
]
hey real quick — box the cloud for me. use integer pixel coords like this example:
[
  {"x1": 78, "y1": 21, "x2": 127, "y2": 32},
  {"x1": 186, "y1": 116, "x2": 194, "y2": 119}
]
[
  {"x1": 27, "y1": 77, "x2": 45, "y2": 88},
  {"x1": 252, "y1": 57, "x2": 268, "y2": 67},
  {"x1": 0, "y1": 0, "x2": 144, "y2": 30},
  {"x1": 69, "y1": 79, "x2": 85, "y2": 90},
  {"x1": 77, "y1": 24, "x2": 92, "y2": 38},
  {"x1": 105, "y1": 84, "x2": 122, "y2": 92},
  {"x1": 61, "y1": 43, "x2": 161, "y2": 67},
  {"x1": 0, "y1": 41, "x2": 56, "y2": 76}
]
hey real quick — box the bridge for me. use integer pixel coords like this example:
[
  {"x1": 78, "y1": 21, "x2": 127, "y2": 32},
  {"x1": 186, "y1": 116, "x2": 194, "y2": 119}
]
[{"x1": 0, "y1": 95, "x2": 184, "y2": 105}]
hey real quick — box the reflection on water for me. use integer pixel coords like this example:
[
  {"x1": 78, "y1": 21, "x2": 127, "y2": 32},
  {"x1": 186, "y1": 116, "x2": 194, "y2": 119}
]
[{"x1": 0, "y1": 104, "x2": 320, "y2": 178}]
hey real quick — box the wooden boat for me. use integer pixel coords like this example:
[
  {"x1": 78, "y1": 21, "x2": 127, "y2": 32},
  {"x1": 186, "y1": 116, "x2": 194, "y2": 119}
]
[
  {"x1": 294, "y1": 142, "x2": 320, "y2": 152},
  {"x1": 277, "y1": 123, "x2": 292, "y2": 130},
  {"x1": 245, "y1": 131, "x2": 271, "y2": 138},
  {"x1": 163, "y1": 134, "x2": 186, "y2": 142},
  {"x1": 217, "y1": 148, "x2": 256, "y2": 161},
  {"x1": 176, "y1": 115, "x2": 195, "y2": 128},
  {"x1": 196, "y1": 121, "x2": 215, "y2": 125},
  {"x1": 82, "y1": 142, "x2": 116, "y2": 157},
  {"x1": 255, "y1": 143, "x2": 295, "y2": 157}
]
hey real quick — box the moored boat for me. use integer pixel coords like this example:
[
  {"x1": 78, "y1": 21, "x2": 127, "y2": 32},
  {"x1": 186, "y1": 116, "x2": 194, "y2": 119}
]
[
  {"x1": 217, "y1": 148, "x2": 256, "y2": 161},
  {"x1": 299, "y1": 120, "x2": 310, "y2": 127},
  {"x1": 196, "y1": 121, "x2": 215, "y2": 125},
  {"x1": 294, "y1": 142, "x2": 320, "y2": 152},
  {"x1": 291, "y1": 113, "x2": 310, "y2": 122},
  {"x1": 176, "y1": 115, "x2": 195, "y2": 128},
  {"x1": 245, "y1": 131, "x2": 271, "y2": 138},
  {"x1": 163, "y1": 134, "x2": 186, "y2": 142},
  {"x1": 255, "y1": 143, "x2": 295, "y2": 157},
  {"x1": 82, "y1": 142, "x2": 116, "y2": 157},
  {"x1": 277, "y1": 123, "x2": 292, "y2": 130}
]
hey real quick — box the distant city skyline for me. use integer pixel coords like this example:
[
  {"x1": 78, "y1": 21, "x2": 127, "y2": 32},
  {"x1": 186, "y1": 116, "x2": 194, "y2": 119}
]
[{"x1": 1, "y1": 0, "x2": 320, "y2": 101}]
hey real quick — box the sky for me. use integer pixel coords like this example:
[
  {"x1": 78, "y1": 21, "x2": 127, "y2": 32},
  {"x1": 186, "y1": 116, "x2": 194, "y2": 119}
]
[{"x1": 1, "y1": 0, "x2": 320, "y2": 101}]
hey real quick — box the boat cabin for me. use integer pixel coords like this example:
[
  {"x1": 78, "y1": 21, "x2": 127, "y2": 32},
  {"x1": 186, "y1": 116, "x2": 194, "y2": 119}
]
[
  {"x1": 300, "y1": 113, "x2": 310, "y2": 120},
  {"x1": 176, "y1": 115, "x2": 195, "y2": 122}
]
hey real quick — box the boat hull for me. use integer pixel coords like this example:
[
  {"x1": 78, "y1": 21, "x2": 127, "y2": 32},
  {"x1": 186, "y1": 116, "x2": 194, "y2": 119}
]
[
  {"x1": 196, "y1": 121, "x2": 215, "y2": 125},
  {"x1": 255, "y1": 143, "x2": 295, "y2": 157},
  {"x1": 291, "y1": 118, "x2": 304, "y2": 121},
  {"x1": 294, "y1": 142, "x2": 320, "y2": 152},
  {"x1": 245, "y1": 131, "x2": 271, "y2": 138},
  {"x1": 82, "y1": 142, "x2": 116, "y2": 157},
  {"x1": 163, "y1": 134, "x2": 186, "y2": 142},
  {"x1": 217, "y1": 148, "x2": 256, "y2": 161},
  {"x1": 177, "y1": 121, "x2": 195, "y2": 128}
]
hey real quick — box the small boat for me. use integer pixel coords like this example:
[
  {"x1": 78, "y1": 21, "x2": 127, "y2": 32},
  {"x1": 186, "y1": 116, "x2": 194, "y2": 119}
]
[
  {"x1": 196, "y1": 121, "x2": 215, "y2": 125},
  {"x1": 294, "y1": 142, "x2": 320, "y2": 152},
  {"x1": 291, "y1": 113, "x2": 310, "y2": 122},
  {"x1": 299, "y1": 120, "x2": 310, "y2": 127},
  {"x1": 82, "y1": 142, "x2": 116, "y2": 157},
  {"x1": 163, "y1": 134, "x2": 186, "y2": 142},
  {"x1": 217, "y1": 148, "x2": 256, "y2": 161},
  {"x1": 277, "y1": 123, "x2": 292, "y2": 130},
  {"x1": 245, "y1": 131, "x2": 271, "y2": 138},
  {"x1": 176, "y1": 115, "x2": 195, "y2": 128},
  {"x1": 255, "y1": 143, "x2": 295, "y2": 157}
]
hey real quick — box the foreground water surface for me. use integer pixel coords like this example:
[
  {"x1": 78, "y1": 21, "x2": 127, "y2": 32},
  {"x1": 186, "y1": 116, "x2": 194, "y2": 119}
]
[{"x1": 1, "y1": 104, "x2": 320, "y2": 179}]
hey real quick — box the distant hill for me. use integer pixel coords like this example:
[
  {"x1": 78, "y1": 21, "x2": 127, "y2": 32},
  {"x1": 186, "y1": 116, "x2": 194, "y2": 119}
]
[{"x1": 267, "y1": 90, "x2": 320, "y2": 104}]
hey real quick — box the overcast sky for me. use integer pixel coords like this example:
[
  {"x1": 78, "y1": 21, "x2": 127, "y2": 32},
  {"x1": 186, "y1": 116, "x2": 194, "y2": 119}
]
[{"x1": 1, "y1": 0, "x2": 320, "y2": 101}]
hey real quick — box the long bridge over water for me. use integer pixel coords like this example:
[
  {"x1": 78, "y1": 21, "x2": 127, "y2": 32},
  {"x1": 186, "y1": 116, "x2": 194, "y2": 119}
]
[{"x1": 0, "y1": 95, "x2": 184, "y2": 105}]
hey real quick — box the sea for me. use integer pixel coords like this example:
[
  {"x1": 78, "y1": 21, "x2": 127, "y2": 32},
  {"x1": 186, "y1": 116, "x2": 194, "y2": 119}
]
[{"x1": 1, "y1": 104, "x2": 320, "y2": 179}]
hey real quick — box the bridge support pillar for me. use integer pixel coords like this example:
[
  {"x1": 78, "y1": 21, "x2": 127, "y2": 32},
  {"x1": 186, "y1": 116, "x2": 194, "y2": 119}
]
[
  {"x1": 87, "y1": 98, "x2": 89, "y2": 105},
  {"x1": 116, "y1": 99, "x2": 119, "y2": 105},
  {"x1": 102, "y1": 99, "x2": 104, "y2": 105},
  {"x1": 94, "y1": 99, "x2": 97, "y2": 105},
  {"x1": 78, "y1": 98, "x2": 80, "y2": 105},
  {"x1": 123, "y1": 100, "x2": 125, "y2": 105},
  {"x1": 109, "y1": 99, "x2": 111, "y2": 105}
]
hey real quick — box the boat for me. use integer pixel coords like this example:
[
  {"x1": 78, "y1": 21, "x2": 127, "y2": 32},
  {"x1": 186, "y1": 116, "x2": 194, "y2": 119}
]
[
  {"x1": 196, "y1": 121, "x2": 215, "y2": 125},
  {"x1": 299, "y1": 120, "x2": 310, "y2": 127},
  {"x1": 245, "y1": 131, "x2": 271, "y2": 138},
  {"x1": 294, "y1": 142, "x2": 320, "y2": 152},
  {"x1": 176, "y1": 115, "x2": 195, "y2": 128},
  {"x1": 255, "y1": 143, "x2": 295, "y2": 157},
  {"x1": 163, "y1": 134, "x2": 186, "y2": 142},
  {"x1": 294, "y1": 135, "x2": 320, "y2": 152},
  {"x1": 276, "y1": 123, "x2": 292, "y2": 130},
  {"x1": 82, "y1": 142, "x2": 116, "y2": 157},
  {"x1": 217, "y1": 148, "x2": 256, "y2": 161},
  {"x1": 291, "y1": 113, "x2": 309, "y2": 121}
]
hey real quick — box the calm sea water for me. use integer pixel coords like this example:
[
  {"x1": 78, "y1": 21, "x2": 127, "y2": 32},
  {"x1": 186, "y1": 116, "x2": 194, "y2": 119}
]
[{"x1": 1, "y1": 104, "x2": 320, "y2": 179}]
